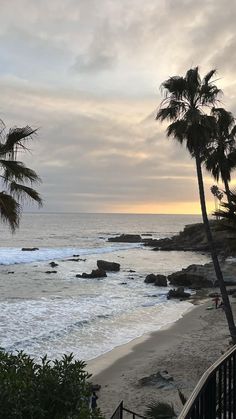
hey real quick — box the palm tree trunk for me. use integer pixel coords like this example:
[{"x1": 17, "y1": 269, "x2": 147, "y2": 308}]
[
  {"x1": 224, "y1": 179, "x2": 233, "y2": 212},
  {"x1": 195, "y1": 152, "x2": 236, "y2": 343}
]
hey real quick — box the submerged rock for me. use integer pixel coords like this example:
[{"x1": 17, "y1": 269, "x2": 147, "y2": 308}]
[
  {"x1": 49, "y1": 262, "x2": 58, "y2": 268},
  {"x1": 45, "y1": 270, "x2": 57, "y2": 274},
  {"x1": 167, "y1": 287, "x2": 191, "y2": 300},
  {"x1": 76, "y1": 269, "x2": 107, "y2": 279},
  {"x1": 97, "y1": 260, "x2": 120, "y2": 271},
  {"x1": 108, "y1": 234, "x2": 142, "y2": 243},
  {"x1": 22, "y1": 247, "x2": 39, "y2": 251}
]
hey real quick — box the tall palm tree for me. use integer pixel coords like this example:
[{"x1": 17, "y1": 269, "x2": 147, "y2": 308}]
[
  {"x1": 0, "y1": 121, "x2": 42, "y2": 232},
  {"x1": 156, "y1": 67, "x2": 236, "y2": 343},
  {"x1": 205, "y1": 108, "x2": 236, "y2": 207}
]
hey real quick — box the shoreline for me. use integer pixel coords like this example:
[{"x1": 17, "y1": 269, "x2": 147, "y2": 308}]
[
  {"x1": 89, "y1": 299, "x2": 233, "y2": 418},
  {"x1": 87, "y1": 301, "x2": 197, "y2": 376}
]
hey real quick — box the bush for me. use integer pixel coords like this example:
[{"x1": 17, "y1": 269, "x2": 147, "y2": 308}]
[{"x1": 0, "y1": 350, "x2": 104, "y2": 419}]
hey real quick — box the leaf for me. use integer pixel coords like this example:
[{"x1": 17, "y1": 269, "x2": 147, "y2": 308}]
[
  {"x1": 0, "y1": 192, "x2": 21, "y2": 232},
  {"x1": 0, "y1": 160, "x2": 41, "y2": 184},
  {"x1": 145, "y1": 401, "x2": 177, "y2": 418},
  {"x1": 9, "y1": 182, "x2": 43, "y2": 206}
]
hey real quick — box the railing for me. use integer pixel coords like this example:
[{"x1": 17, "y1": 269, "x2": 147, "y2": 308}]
[
  {"x1": 178, "y1": 344, "x2": 236, "y2": 418},
  {"x1": 110, "y1": 401, "x2": 146, "y2": 419}
]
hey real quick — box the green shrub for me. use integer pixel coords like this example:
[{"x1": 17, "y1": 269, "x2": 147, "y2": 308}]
[{"x1": 0, "y1": 350, "x2": 104, "y2": 419}]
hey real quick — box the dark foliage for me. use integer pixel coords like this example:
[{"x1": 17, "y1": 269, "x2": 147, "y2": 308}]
[
  {"x1": 0, "y1": 350, "x2": 104, "y2": 419},
  {"x1": 145, "y1": 401, "x2": 176, "y2": 418},
  {"x1": 0, "y1": 122, "x2": 42, "y2": 232}
]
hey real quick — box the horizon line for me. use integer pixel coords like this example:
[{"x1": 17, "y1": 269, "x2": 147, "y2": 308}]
[{"x1": 22, "y1": 211, "x2": 203, "y2": 216}]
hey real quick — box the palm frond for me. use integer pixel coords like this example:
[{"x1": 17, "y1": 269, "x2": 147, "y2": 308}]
[
  {"x1": 0, "y1": 160, "x2": 41, "y2": 184},
  {"x1": 161, "y1": 76, "x2": 187, "y2": 99},
  {"x1": 166, "y1": 120, "x2": 188, "y2": 143},
  {"x1": 9, "y1": 182, "x2": 42, "y2": 206},
  {"x1": 2, "y1": 126, "x2": 38, "y2": 157},
  {"x1": 0, "y1": 192, "x2": 21, "y2": 232},
  {"x1": 203, "y1": 69, "x2": 217, "y2": 85},
  {"x1": 145, "y1": 401, "x2": 177, "y2": 419},
  {"x1": 185, "y1": 67, "x2": 200, "y2": 91},
  {"x1": 178, "y1": 389, "x2": 187, "y2": 406},
  {"x1": 211, "y1": 108, "x2": 235, "y2": 133}
]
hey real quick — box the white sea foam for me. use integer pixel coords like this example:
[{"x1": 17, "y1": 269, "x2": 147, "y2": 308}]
[
  {"x1": 0, "y1": 295, "x2": 191, "y2": 361},
  {"x1": 0, "y1": 213, "x2": 208, "y2": 362},
  {"x1": 0, "y1": 244, "x2": 140, "y2": 265}
]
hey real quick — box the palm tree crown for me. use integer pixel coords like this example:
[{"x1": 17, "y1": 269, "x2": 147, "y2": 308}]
[
  {"x1": 0, "y1": 121, "x2": 42, "y2": 232},
  {"x1": 157, "y1": 67, "x2": 220, "y2": 156},
  {"x1": 204, "y1": 108, "x2": 236, "y2": 204}
]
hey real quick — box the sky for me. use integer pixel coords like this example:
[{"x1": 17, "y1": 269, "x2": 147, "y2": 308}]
[{"x1": 0, "y1": 0, "x2": 236, "y2": 214}]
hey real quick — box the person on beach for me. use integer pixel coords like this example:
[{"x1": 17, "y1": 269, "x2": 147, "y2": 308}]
[
  {"x1": 219, "y1": 300, "x2": 225, "y2": 310},
  {"x1": 91, "y1": 392, "x2": 98, "y2": 410},
  {"x1": 213, "y1": 295, "x2": 220, "y2": 309}
]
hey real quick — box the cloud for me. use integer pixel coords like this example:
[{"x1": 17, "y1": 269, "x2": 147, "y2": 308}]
[
  {"x1": 0, "y1": 0, "x2": 235, "y2": 213},
  {"x1": 73, "y1": 51, "x2": 116, "y2": 73}
]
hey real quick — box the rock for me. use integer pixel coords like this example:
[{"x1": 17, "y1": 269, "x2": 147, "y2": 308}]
[
  {"x1": 154, "y1": 275, "x2": 167, "y2": 287},
  {"x1": 45, "y1": 270, "x2": 57, "y2": 274},
  {"x1": 108, "y1": 234, "x2": 142, "y2": 243},
  {"x1": 144, "y1": 220, "x2": 236, "y2": 256},
  {"x1": 97, "y1": 260, "x2": 120, "y2": 271},
  {"x1": 145, "y1": 274, "x2": 167, "y2": 286},
  {"x1": 227, "y1": 289, "x2": 236, "y2": 295},
  {"x1": 128, "y1": 269, "x2": 136, "y2": 273},
  {"x1": 144, "y1": 274, "x2": 156, "y2": 284},
  {"x1": 167, "y1": 287, "x2": 191, "y2": 300},
  {"x1": 22, "y1": 247, "x2": 39, "y2": 251},
  {"x1": 168, "y1": 268, "x2": 213, "y2": 289},
  {"x1": 76, "y1": 269, "x2": 107, "y2": 279},
  {"x1": 49, "y1": 262, "x2": 58, "y2": 268},
  {"x1": 139, "y1": 371, "x2": 174, "y2": 389}
]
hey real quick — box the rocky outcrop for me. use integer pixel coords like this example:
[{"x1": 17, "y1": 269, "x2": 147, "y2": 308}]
[
  {"x1": 167, "y1": 259, "x2": 236, "y2": 289},
  {"x1": 144, "y1": 221, "x2": 236, "y2": 256},
  {"x1": 108, "y1": 234, "x2": 142, "y2": 243},
  {"x1": 97, "y1": 260, "x2": 120, "y2": 271},
  {"x1": 168, "y1": 265, "x2": 213, "y2": 289},
  {"x1": 167, "y1": 287, "x2": 191, "y2": 300},
  {"x1": 76, "y1": 269, "x2": 107, "y2": 279},
  {"x1": 144, "y1": 274, "x2": 167, "y2": 287},
  {"x1": 22, "y1": 247, "x2": 39, "y2": 251}
]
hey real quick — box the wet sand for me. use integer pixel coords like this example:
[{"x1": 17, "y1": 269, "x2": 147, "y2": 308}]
[{"x1": 88, "y1": 299, "x2": 234, "y2": 418}]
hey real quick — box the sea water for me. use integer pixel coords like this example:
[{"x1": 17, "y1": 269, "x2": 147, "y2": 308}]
[{"x1": 0, "y1": 213, "x2": 209, "y2": 361}]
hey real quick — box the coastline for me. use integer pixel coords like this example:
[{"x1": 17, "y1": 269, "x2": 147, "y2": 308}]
[
  {"x1": 87, "y1": 301, "x2": 196, "y2": 376},
  {"x1": 89, "y1": 299, "x2": 234, "y2": 418}
]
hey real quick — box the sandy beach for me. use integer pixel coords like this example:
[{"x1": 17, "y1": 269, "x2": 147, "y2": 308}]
[{"x1": 88, "y1": 297, "x2": 235, "y2": 418}]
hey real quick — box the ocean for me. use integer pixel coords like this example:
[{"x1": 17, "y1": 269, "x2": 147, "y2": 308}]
[{"x1": 0, "y1": 213, "x2": 209, "y2": 361}]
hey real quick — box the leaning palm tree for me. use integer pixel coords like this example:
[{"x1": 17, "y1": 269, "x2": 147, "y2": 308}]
[
  {"x1": 156, "y1": 67, "x2": 236, "y2": 343},
  {"x1": 0, "y1": 121, "x2": 42, "y2": 232},
  {"x1": 205, "y1": 108, "x2": 236, "y2": 208}
]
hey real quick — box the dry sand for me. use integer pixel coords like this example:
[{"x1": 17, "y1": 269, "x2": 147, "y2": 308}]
[{"x1": 87, "y1": 298, "x2": 236, "y2": 418}]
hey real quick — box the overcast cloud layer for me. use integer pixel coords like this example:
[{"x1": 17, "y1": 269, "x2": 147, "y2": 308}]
[{"x1": 0, "y1": 0, "x2": 236, "y2": 213}]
